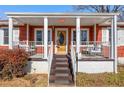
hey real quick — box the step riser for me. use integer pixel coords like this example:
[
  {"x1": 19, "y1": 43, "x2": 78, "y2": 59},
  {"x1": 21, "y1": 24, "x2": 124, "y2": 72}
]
[{"x1": 55, "y1": 60, "x2": 68, "y2": 62}]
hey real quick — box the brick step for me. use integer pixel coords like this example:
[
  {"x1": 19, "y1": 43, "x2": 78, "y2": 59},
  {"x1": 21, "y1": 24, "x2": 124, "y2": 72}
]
[
  {"x1": 49, "y1": 54, "x2": 73, "y2": 86},
  {"x1": 55, "y1": 62, "x2": 68, "y2": 65},
  {"x1": 56, "y1": 58, "x2": 67, "y2": 60},
  {"x1": 55, "y1": 60, "x2": 68, "y2": 62},
  {"x1": 54, "y1": 55, "x2": 67, "y2": 58},
  {"x1": 55, "y1": 69, "x2": 70, "y2": 73},
  {"x1": 55, "y1": 73, "x2": 69, "y2": 77},
  {"x1": 55, "y1": 67, "x2": 69, "y2": 70},
  {"x1": 55, "y1": 75, "x2": 73, "y2": 82},
  {"x1": 55, "y1": 79, "x2": 70, "y2": 84},
  {"x1": 51, "y1": 65, "x2": 69, "y2": 70},
  {"x1": 49, "y1": 75, "x2": 55, "y2": 83},
  {"x1": 55, "y1": 63, "x2": 69, "y2": 67}
]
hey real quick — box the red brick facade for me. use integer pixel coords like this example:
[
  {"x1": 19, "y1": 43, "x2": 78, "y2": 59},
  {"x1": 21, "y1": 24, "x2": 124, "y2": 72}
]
[{"x1": 0, "y1": 24, "x2": 124, "y2": 57}]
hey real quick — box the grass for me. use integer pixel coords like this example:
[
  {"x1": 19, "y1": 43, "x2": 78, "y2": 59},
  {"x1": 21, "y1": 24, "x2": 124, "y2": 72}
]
[
  {"x1": 0, "y1": 74, "x2": 48, "y2": 87},
  {"x1": 76, "y1": 66, "x2": 124, "y2": 87}
]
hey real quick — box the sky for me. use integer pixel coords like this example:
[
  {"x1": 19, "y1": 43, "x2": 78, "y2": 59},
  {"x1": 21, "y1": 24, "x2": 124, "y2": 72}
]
[{"x1": 0, "y1": 5, "x2": 74, "y2": 20}]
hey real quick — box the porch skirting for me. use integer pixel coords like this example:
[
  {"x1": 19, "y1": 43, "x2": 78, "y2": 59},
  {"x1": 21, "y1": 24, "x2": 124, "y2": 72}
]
[
  {"x1": 25, "y1": 61, "x2": 48, "y2": 74},
  {"x1": 78, "y1": 60, "x2": 114, "y2": 73},
  {"x1": 118, "y1": 57, "x2": 124, "y2": 64}
]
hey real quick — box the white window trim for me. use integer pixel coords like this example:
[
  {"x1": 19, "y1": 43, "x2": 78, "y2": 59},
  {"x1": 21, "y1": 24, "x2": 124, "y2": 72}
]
[
  {"x1": 117, "y1": 27, "x2": 124, "y2": 46},
  {"x1": 71, "y1": 28, "x2": 89, "y2": 46},
  {"x1": 34, "y1": 28, "x2": 52, "y2": 47},
  {"x1": 1, "y1": 27, "x2": 9, "y2": 46},
  {"x1": 102, "y1": 28, "x2": 109, "y2": 42}
]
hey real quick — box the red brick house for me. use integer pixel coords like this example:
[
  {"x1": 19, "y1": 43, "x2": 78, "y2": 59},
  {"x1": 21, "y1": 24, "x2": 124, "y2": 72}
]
[{"x1": 0, "y1": 12, "x2": 123, "y2": 76}]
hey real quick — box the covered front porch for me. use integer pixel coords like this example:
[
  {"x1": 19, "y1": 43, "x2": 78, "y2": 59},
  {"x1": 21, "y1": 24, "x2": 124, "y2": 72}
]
[{"x1": 6, "y1": 12, "x2": 119, "y2": 74}]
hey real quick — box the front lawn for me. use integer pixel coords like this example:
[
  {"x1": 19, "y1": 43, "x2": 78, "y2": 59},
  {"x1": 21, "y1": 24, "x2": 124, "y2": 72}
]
[
  {"x1": 0, "y1": 74, "x2": 48, "y2": 87},
  {"x1": 76, "y1": 67, "x2": 124, "y2": 87}
]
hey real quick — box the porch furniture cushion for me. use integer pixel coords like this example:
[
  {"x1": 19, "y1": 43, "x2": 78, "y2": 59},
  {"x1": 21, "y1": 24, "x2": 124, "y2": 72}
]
[{"x1": 90, "y1": 44, "x2": 102, "y2": 56}]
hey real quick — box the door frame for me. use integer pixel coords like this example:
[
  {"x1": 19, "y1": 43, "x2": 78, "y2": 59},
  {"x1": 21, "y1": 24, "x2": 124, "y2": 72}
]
[{"x1": 55, "y1": 28, "x2": 68, "y2": 54}]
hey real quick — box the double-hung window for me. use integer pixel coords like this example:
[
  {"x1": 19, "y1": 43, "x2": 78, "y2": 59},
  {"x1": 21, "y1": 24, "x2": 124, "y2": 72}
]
[
  {"x1": 3, "y1": 28, "x2": 9, "y2": 44},
  {"x1": 80, "y1": 29, "x2": 89, "y2": 45},
  {"x1": 35, "y1": 29, "x2": 52, "y2": 45}
]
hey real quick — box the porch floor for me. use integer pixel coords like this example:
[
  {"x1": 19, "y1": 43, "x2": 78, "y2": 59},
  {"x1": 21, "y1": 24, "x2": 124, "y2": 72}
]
[
  {"x1": 79, "y1": 54, "x2": 112, "y2": 61},
  {"x1": 29, "y1": 54, "x2": 44, "y2": 59}
]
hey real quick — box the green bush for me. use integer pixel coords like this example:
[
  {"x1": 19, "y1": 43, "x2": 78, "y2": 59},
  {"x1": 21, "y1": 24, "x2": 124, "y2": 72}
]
[{"x1": 0, "y1": 48, "x2": 29, "y2": 80}]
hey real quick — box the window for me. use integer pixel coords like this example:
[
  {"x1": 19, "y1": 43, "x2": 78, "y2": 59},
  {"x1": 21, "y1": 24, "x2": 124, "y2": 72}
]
[
  {"x1": 35, "y1": 29, "x2": 52, "y2": 45},
  {"x1": 48, "y1": 30, "x2": 52, "y2": 43},
  {"x1": 36, "y1": 30, "x2": 43, "y2": 45},
  {"x1": 3, "y1": 28, "x2": 9, "y2": 44},
  {"x1": 73, "y1": 30, "x2": 76, "y2": 42},
  {"x1": 80, "y1": 29, "x2": 89, "y2": 44}
]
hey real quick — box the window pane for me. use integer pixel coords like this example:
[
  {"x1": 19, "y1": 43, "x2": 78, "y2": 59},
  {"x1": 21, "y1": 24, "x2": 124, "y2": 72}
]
[
  {"x1": 3, "y1": 28, "x2": 9, "y2": 44},
  {"x1": 4, "y1": 28, "x2": 8, "y2": 36},
  {"x1": 81, "y1": 30, "x2": 87, "y2": 41},
  {"x1": 48, "y1": 30, "x2": 51, "y2": 42},
  {"x1": 73, "y1": 31, "x2": 76, "y2": 42},
  {"x1": 4, "y1": 37, "x2": 8, "y2": 44},
  {"x1": 36, "y1": 30, "x2": 43, "y2": 45}
]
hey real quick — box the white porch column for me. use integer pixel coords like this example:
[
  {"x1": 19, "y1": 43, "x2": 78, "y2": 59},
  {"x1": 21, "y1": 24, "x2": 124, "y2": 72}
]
[
  {"x1": 113, "y1": 15, "x2": 118, "y2": 73},
  {"x1": 94, "y1": 24, "x2": 96, "y2": 44},
  {"x1": 26, "y1": 24, "x2": 29, "y2": 45},
  {"x1": 76, "y1": 17, "x2": 80, "y2": 58},
  {"x1": 9, "y1": 17, "x2": 13, "y2": 49},
  {"x1": 44, "y1": 17, "x2": 48, "y2": 59},
  {"x1": 111, "y1": 18, "x2": 114, "y2": 59}
]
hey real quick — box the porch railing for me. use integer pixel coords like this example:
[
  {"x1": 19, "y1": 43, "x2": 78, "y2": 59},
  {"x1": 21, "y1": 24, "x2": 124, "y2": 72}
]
[
  {"x1": 71, "y1": 41, "x2": 77, "y2": 84},
  {"x1": 72, "y1": 41, "x2": 111, "y2": 59},
  {"x1": 48, "y1": 41, "x2": 53, "y2": 86},
  {"x1": 12, "y1": 41, "x2": 47, "y2": 58}
]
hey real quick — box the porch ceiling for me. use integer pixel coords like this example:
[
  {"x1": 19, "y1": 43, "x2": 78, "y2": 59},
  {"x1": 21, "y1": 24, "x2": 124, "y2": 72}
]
[{"x1": 13, "y1": 17, "x2": 111, "y2": 26}]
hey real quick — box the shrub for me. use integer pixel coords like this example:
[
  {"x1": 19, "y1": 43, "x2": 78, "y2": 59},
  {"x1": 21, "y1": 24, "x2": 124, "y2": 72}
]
[{"x1": 0, "y1": 48, "x2": 29, "y2": 80}]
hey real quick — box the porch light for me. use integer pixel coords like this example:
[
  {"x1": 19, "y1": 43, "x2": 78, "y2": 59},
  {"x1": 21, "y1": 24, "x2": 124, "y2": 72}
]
[{"x1": 58, "y1": 19, "x2": 65, "y2": 23}]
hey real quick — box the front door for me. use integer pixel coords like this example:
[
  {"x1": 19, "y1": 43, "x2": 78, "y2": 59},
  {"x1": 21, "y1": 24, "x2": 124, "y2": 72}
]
[{"x1": 55, "y1": 29, "x2": 67, "y2": 54}]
